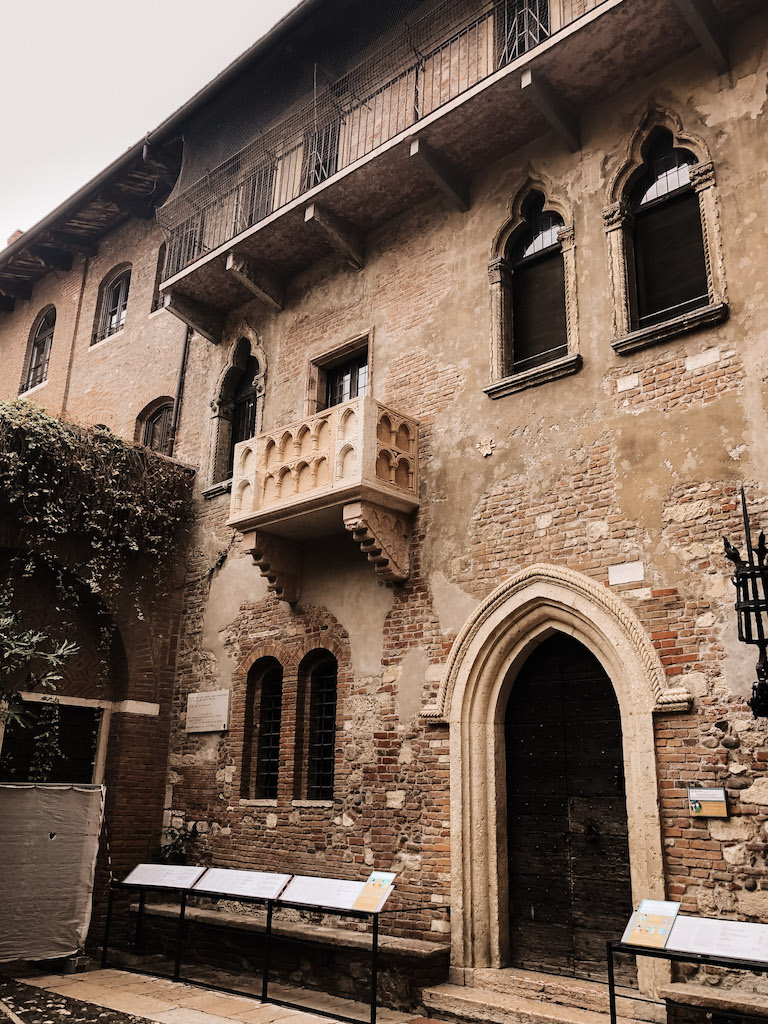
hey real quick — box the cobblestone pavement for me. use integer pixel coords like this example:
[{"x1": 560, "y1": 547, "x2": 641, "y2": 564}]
[{"x1": 0, "y1": 969, "x2": 444, "y2": 1024}]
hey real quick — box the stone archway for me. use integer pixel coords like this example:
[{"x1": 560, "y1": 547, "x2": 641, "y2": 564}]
[{"x1": 422, "y1": 563, "x2": 691, "y2": 994}]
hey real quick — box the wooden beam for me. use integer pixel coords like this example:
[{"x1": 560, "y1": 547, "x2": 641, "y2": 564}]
[
  {"x1": 520, "y1": 70, "x2": 580, "y2": 153},
  {"x1": 409, "y1": 138, "x2": 470, "y2": 212},
  {"x1": 163, "y1": 291, "x2": 223, "y2": 344},
  {"x1": 0, "y1": 278, "x2": 32, "y2": 300},
  {"x1": 670, "y1": 0, "x2": 728, "y2": 73},
  {"x1": 225, "y1": 253, "x2": 284, "y2": 311},
  {"x1": 102, "y1": 188, "x2": 154, "y2": 220},
  {"x1": 0, "y1": 292, "x2": 15, "y2": 313},
  {"x1": 50, "y1": 231, "x2": 99, "y2": 257},
  {"x1": 304, "y1": 203, "x2": 364, "y2": 270},
  {"x1": 29, "y1": 245, "x2": 74, "y2": 272}
]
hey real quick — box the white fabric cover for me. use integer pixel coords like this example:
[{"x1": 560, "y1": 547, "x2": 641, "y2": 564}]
[{"x1": 0, "y1": 783, "x2": 105, "y2": 962}]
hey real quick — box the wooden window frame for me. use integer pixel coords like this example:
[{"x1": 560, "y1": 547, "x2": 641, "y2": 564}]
[
  {"x1": 20, "y1": 306, "x2": 56, "y2": 394},
  {"x1": 93, "y1": 266, "x2": 131, "y2": 344}
]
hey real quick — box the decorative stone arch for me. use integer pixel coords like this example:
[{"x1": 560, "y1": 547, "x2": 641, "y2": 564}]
[
  {"x1": 486, "y1": 169, "x2": 580, "y2": 396},
  {"x1": 208, "y1": 320, "x2": 267, "y2": 484},
  {"x1": 422, "y1": 563, "x2": 691, "y2": 992},
  {"x1": 603, "y1": 103, "x2": 727, "y2": 346}
]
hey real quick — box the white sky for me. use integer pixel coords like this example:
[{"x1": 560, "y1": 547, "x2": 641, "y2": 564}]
[{"x1": 0, "y1": 0, "x2": 298, "y2": 247}]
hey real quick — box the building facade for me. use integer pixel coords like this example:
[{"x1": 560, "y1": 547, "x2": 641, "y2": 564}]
[{"x1": 2, "y1": 0, "x2": 768, "y2": 1018}]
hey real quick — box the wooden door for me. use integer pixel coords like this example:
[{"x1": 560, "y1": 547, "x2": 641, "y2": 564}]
[{"x1": 505, "y1": 633, "x2": 633, "y2": 981}]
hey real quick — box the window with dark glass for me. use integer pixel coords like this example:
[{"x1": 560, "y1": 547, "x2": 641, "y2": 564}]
[
  {"x1": 95, "y1": 269, "x2": 131, "y2": 342},
  {"x1": 22, "y1": 308, "x2": 55, "y2": 393},
  {"x1": 629, "y1": 131, "x2": 707, "y2": 329},
  {"x1": 507, "y1": 193, "x2": 567, "y2": 374},
  {"x1": 306, "y1": 655, "x2": 337, "y2": 800},
  {"x1": 0, "y1": 703, "x2": 101, "y2": 784},
  {"x1": 227, "y1": 354, "x2": 260, "y2": 477},
  {"x1": 143, "y1": 403, "x2": 173, "y2": 453},
  {"x1": 326, "y1": 351, "x2": 368, "y2": 408},
  {"x1": 151, "y1": 244, "x2": 166, "y2": 312},
  {"x1": 254, "y1": 664, "x2": 283, "y2": 800}
]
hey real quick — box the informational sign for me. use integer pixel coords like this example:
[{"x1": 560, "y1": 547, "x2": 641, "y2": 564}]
[
  {"x1": 122, "y1": 864, "x2": 206, "y2": 889},
  {"x1": 352, "y1": 871, "x2": 396, "y2": 912},
  {"x1": 622, "y1": 899, "x2": 680, "y2": 949},
  {"x1": 688, "y1": 787, "x2": 728, "y2": 818},
  {"x1": 193, "y1": 868, "x2": 291, "y2": 900},
  {"x1": 280, "y1": 875, "x2": 368, "y2": 910},
  {"x1": 185, "y1": 690, "x2": 230, "y2": 733},
  {"x1": 668, "y1": 915, "x2": 768, "y2": 963}
]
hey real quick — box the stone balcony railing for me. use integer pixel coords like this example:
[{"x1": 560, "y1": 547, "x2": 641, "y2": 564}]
[{"x1": 227, "y1": 396, "x2": 419, "y2": 601}]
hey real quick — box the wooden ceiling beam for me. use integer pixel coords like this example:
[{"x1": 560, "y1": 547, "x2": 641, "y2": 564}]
[
  {"x1": 29, "y1": 245, "x2": 74, "y2": 273},
  {"x1": 0, "y1": 278, "x2": 32, "y2": 300},
  {"x1": 0, "y1": 292, "x2": 15, "y2": 313},
  {"x1": 102, "y1": 188, "x2": 155, "y2": 220},
  {"x1": 49, "y1": 231, "x2": 99, "y2": 257}
]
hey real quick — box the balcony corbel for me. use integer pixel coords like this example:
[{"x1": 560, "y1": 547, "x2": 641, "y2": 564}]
[
  {"x1": 342, "y1": 501, "x2": 411, "y2": 581},
  {"x1": 408, "y1": 138, "x2": 469, "y2": 213},
  {"x1": 520, "y1": 70, "x2": 580, "y2": 153},
  {"x1": 241, "y1": 530, "x2": 302, "y2": 604},
  {"x1": 304, "y1": 203, "x2": 365, "y2": 271},
  {"x1": 163, "y1": 290, "x2": 224, "y2": 344},
  {"x1": 224, "y1": 253, "x2": 285, "y2": 311},
  {"x1": 670, "y1": 0, "x2": 728, "y2": 73}
]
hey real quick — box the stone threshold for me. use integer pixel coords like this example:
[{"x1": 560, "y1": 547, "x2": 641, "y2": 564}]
[
  {"x1": 659, "y1": 982, "x2": 768, "y2": 1017},
  {"x1": 136, "y1": 901, "x2": 450, "y2": 961}
]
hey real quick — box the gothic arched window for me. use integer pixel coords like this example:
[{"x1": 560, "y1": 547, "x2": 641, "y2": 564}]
[{"x1": 21, "y1": 307, "x2": 55, "y2": 393}]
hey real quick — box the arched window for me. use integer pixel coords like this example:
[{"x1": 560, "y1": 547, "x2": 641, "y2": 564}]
[
  {"x1": 143, "y1": 402, "x2": 173, "y2": 452},
  {"x1": 151, "y1": 244, "x2": 166, "y2": 312},
  {"x1": 628, "y1": 130, "x2": 707, "y2": 329},
  {"x1": 21, "y1": 307, "x2": 55, "y2": 393},
  {"x1": 241, "y1": 658, "x2": 283, "y2": 800},
  {"x1": 94, "y1": 266, "x2": 131, "y2": 343},
  {"x1": 506, "y1": 192, "x2": 567, "y2": 373},
  {"x1": 296, "y1": 650, "x2": 337, "y2": 801},
  {"x1": 228, "y1": 355, "x2": 259, "y2": 478}
]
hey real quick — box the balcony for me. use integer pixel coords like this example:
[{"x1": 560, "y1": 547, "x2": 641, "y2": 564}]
[
  {"x1": 157, "y1": 0, "x2": 751, "y2": 336},
  {"x1": 227, "y1": 397, "x2": 419, "y2": 602}
]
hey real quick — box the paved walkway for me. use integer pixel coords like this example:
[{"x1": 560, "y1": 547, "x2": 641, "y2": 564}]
[{"x1": 2, "y1": 967, "x2": 443, "y2": 1024}]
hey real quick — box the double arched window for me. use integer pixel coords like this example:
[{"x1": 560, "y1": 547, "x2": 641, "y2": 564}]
[
  {"x1": 241, "y1": 649, "x2": 338, "y2": 802},
  {"x1": 21, "y1": 307, "x2": 55, "y2": 393}
]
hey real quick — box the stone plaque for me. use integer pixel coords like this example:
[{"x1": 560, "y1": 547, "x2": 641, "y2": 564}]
[{"x1": 185, "y1": 689, "x2": 230, "y2": 733}]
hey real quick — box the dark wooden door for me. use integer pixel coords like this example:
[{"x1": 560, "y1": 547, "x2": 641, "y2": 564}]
[{"x1": 505, "y1": 633, "x2": 633, "y2": 981}]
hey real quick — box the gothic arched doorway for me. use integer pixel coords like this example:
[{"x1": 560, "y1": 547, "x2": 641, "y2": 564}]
[{"x1": 505, "y1": 632, "x2": 633, "y2": 981}]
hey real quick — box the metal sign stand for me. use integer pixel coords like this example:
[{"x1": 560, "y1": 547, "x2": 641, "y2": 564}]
[
  {"x1": 101, "y1": 874, "x2": 429, "y2": 1024},
  {"x1": 606, "y1": 940, "x2": 768, "y2": 1024}
]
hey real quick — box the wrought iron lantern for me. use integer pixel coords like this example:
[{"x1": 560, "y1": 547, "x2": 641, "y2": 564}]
[{"x1": 723, "y1": 488, "x2": 768, "y2": 717}]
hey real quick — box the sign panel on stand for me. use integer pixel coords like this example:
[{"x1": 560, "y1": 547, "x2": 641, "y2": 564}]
[
  {"x1": 280, "y1": 875, "x2": 367, "y2": 910},
  {"x1": 667, "y1": 915, "x2": 768, "y2": 962},
  {"x1": 621, "y1": 899, "x2": 680, "y2": 949},
  {"x1": 122, "y1": 864, "x2": 206, "y2": 889},
  {"x1": 193, "y1": 868, "x2": 291, "y2": 900}
]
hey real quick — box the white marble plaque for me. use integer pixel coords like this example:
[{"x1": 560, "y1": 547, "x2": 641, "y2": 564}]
[
  {"x1": 668, "y1": 915, "x2": 768, "y2": 963},
  {"x1": 280, "y1": 875, "x2": 367, "y2": 910},
  {"x1": 193, "y1": 868, "x2": 291, "y2": 900},
  {"x1": 185, "y1": 689, "x2": 230, "y2": 733},
  {"x1": 122, "y1": 863, "x2": 206, "y2": 889}
]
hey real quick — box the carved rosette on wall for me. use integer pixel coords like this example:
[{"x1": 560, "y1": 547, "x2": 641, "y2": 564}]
[
  {"x1": 241, "y1": 530, "x2": 302, "y2": 604},
  {"x1": 342, "y1": 501, "x2": 411, "y2": 581}
]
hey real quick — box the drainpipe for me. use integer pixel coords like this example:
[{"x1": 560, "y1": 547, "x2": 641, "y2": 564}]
[
  {"x1": 61, "y1": 255, "x2": 90, "y2": 419},
  {"x1": 167, "y1": 325, "x2": 192, "y2": 456}
]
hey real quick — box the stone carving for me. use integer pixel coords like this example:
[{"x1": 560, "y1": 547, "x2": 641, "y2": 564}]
[
  {"x1": 342, "y1": 501, "x2": 411, "y2": 581},
  {"x1": 241, "y1": 530, "x2": 301, "y2": 604},
  {"x1": 422, "y1": 561, "x2": 692, "y2": 721},
  {"x1": 476, "y1": 437, "x2": 496, "y2": 457}
]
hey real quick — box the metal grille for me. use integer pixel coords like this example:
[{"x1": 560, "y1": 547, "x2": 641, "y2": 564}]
[
  {"x1": 21, "y1": 308, "x2": 55, "y2": 393},
  {"x1": 255, "y1": 667, "x2": 283, "y2": 800},
  {"x1": 157, "y1": 0, "x2": 608, "y2": 280},
  {"x1": 307, "y1": 659, "x2": 337, "y2": 800}
]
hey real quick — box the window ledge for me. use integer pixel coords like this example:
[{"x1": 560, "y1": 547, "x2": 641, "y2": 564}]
[
  {"x1": 202, "y1": 479, "x2": 233, "y2": 500},
  {"x1": 612, "y1": 301, "x2": 729, "y2": 355},
  {"x1": 484, "y1": 352, "x2": 583, "y2": 399},
  {"x1": 89, "y1": 328, "x2": 125, "y2": 350},
  {"x1": 238, "y1": 798, "x2": 277, "y2": 807},
  {"x1": 291, "y1": 799, "x2": 334, "y2": 808},
  {"x1": 148, "y1": 306, "x2": 166, "y2": 320},
  {"x1": 19, "y1": 379, "x2": 49, "y2": 398}
]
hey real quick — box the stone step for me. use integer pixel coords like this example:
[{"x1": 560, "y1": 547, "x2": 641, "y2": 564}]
[
  {"x1": 463, "y1": 968, "x2": 664, "y2": 1023},
  {"x1": 423, "y1": 983, "x2": 664, "y2": 1024}
]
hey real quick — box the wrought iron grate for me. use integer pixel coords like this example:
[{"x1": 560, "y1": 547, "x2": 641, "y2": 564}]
[
  {"x1": 255, "y1": 667, "x2": 283, "y2": 800},
  {"x1": 307, "y1": 659, "x2": 338, "y2": 800}
]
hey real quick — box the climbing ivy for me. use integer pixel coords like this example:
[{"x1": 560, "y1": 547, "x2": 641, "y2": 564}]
[{"x1": 0, "y1": 399, "x2": 193, "y2": 763}]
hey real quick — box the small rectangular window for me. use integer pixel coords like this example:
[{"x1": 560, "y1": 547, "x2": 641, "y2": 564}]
[{"x1": 326, "y1": 351, "x2": 368, "y2": 408}]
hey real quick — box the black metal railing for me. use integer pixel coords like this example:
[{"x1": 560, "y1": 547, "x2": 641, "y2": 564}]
[{"x1": 161, "y1": 0, "x2": 606, "y2": 281}]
